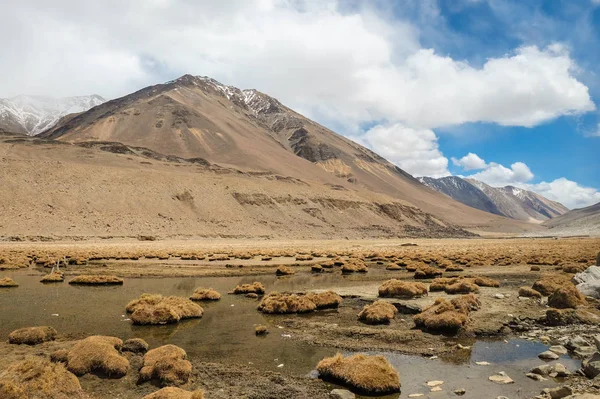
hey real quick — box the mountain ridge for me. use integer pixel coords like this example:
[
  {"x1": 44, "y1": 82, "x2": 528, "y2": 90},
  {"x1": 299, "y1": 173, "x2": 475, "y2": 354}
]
[{"x1": 419, "y1": 175, "x2": 568, "y2": 222}]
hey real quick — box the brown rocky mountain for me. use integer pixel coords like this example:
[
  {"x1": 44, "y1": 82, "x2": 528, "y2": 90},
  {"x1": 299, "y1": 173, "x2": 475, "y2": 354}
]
[{"x1": 25, "y1": 74, "x2": 539, "y2": 238}]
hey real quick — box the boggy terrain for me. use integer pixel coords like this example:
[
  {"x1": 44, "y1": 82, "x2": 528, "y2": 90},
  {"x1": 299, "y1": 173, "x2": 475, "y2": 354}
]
[{"x1": 0, "y1": 237, "x2": 599, "y2": 399}]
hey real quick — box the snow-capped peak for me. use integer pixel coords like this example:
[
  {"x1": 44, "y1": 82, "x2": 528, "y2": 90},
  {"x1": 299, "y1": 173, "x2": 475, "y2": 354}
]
[{"x1": 0, "y1": 94, "x2": 105, "y2": 135}]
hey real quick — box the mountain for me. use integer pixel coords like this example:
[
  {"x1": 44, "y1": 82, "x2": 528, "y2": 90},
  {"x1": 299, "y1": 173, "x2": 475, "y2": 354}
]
[
  {"x1": 37, "y1": 74, "x2": 539, "y2": 236},
  {"x1": 0, "y1": 94, "x2": 105, "y2": 135},
  {"x1": 417, "y1": 176, "x2": 504, "y2": 216},
  {"x1": 541, "y1": 202, "x2": 600, "y2": 236},
  {"x1": 419, "y1": 176, "x2": 568, "y2": 222}
]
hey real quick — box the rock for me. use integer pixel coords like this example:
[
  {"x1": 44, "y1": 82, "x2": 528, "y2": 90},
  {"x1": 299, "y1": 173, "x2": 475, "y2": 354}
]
[
  {"x1": 489, "y1": 371, "x2": 514, "y2": 384},
  {"x1": 574, "y1": 346, "x2": 597, "y2": 358},
  {"x1": 542, "y1": 386, "x2": 573, "y2": 399},
  {"x1": 426, "y1": 380, "x2": 444, "y2": 387},
  {"x1": 593, "y1": 335, "x2": 600, "y2": 351},
  {"x1": 553, "y1": 363, "x2": 570, "y2": 377},
  {"x1": 564, "y1": 394, "x2": 600, "y2": 399},
  {"x1": 531, "y1": 364, "x2": 553, "y2": 376},
  {"x1": 430, "y1": 386, "x2": 442, "y2": 392},
  {"x1": 330, "y1": 389, "x2": 355, "y2": 399},
  {"x1": 408, "y1": 395, "x2": 424, "y2": 398},
  {"x1": 583, "y1": 352, "x2": 600, "y2": 378},
  {"x1": 539, "y1": 350, "x2": 560, "y2": 360},
  {"x1": 573, "y1": 266, "x2": 600, "y2": 299},
  {"x1": 549, "y1": 345, "x2": 568, "y2": 355},
  {"x1": 567, "y1": 336, "x2": 590, "y2": 351},
  {"x1": 475, "y1": 361, "x2": 491, "y2": 366},
  {"x1": 527, "y1": 373, "x2": 547, "y2": 381},
  {"x1": 454, "y1": 389, "x2": 466, "y2": 396},
  {"x1": 494, "y1": 293, "x2": 505, "y2": 299}
]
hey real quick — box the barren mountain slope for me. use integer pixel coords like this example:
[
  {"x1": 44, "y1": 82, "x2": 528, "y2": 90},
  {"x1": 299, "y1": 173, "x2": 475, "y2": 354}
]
[
  {"x1": 41, "y1": 75, "x2": 535, "y2": 233},
  {"x1": 541, "y1": 202, "x2": 600, "y2": 236},
  {"x1": 0, "y1": 133, "x2": 478, "y2": 240}
]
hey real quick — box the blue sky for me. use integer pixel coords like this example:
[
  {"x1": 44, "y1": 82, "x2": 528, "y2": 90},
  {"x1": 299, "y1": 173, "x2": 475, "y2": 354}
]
[{"x1": 1, "y1": 0, "x2": 599, "y2": 208}]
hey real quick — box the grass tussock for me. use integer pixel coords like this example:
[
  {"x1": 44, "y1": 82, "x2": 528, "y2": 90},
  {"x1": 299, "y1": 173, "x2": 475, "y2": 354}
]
[
  {"x1": 413, "y1": 294, "x2": 480, "y2": 331},
  {"x1": 385, "y1": 264, "x2": 403, "y2": 271},
  {"x1": 548, "y1": 285, "x2": 586, "y2": 309},
  {"x1": 126, "y1": 294, "x2": 204, "y2": 325},
  {"x1": 532, "y1": 276, "x2": 570, "y2": 296},
  {"x1": 429, "y1": 278, "x2": 459, "y2": 292},
  {"x1": 316, "y1": 353, "x2": 400, "y2": 394},
  {"x1": 358, "y1": 300, "x2": 398, "y2": 325},
  {"x1": 311, "y1": 265, "x2": 324, "y2": 273},
  {"x1": 378, "y1": 279, "x2": 428, "y2": 299},
  {"x1": 341, "y1": 261, "x2": 368, "y2": 274},
  {"x1": 414, "y1": 266, "x2": 443, "y2": 279},
  {"x1": 0, "y1": 277, "x2": 18, "y2": 287},
  {"x1": 445, "y1": 281, "x2": 480, "y2": 294},
  {"x1": 470, "y1": 276, "x2": 500, "y2": 287},
  {"x1": 257, "y1": 292, "x2": 317, "y2": 314},
  {"x1": 519, "y1": 286, "x2": 542, "y2": 298},
  {"x1": 232, "y1": 282, "x2": 265, "y2": 295},
  {"x1": 68, "y1": 275, "x2": 123, "y2": 285},
  {"x1": 189, "y1": 288, "x2": 221, "y2": 301},
  {"x1": 562, "y1": 264, "x2": 587, "y2": 274},
  {"x1": 122, "y1": 338, "x2": 149, "y2": 353},
  {"x1": 0, "y1": 357, "x2": 87, "y2": 399},
  {"x1": 66, "y1": 336, "x2": 129, "y2": 377},
  {"x1": 8, "y1": 326, "x2": 57, "y2": 345},
  {"x1": 275, "y1": 266, "x2": 295, "y2": 276},
  {"x1": 139, "y1": 345, "x2": 192, "y2": 386},
  {"x1": 295, "y1": 254, "x2": 313, "y2": 261},
  {"x1": 142, "y1": 387, "x2": 204, "y2": 399},
  {"x1": 305, "y1": 291, "x2": 343, "y2": 309},
  {"x1": 40, "y1": 272, "x2": 64, "y2": 283}
]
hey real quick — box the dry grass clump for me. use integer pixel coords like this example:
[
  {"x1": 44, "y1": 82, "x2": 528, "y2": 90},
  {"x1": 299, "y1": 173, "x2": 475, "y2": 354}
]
[
  {"x1": 275, "y1": 266, "x2": 295, "y2": 276},
  {"x1": 255, "y1": 325, "x2": 268, "y2": 336},
  {"x1": 40, "y1": 272, "x2": 64, "y2": 283},
  {"x1": 341, "y1": 261, "x2": 368, "y2": 274},
  {"x1": 445, "y1": 281, "x2": 480, "y2": 294},
  {"x1": 126, "y1": 294, "x2": 203, "y2": 325},
  {"x1": 358, "y1": 300, "x2": 398, "y2": 325},
  {"x1": 8, "y1": 326, "x2": 57, "y2": 345},
  {"x1": 378, "y1": 279, "x2": 428, "y2": 299},
  {"x1": 232, "y1": 282, "x2": 265, "y2": 295},
  {"x1": 122, "y1": 338, "x2": 149, "y2": 354},
  {"x1": 445, "y1": 265, "x2": 464, "y2": 272},
  {"x1": 311, "y1": 265, "x2": 324, "y2": 273},
  {"x1": 0, "y1": 277, "x2": 18, "y2": 287},
  {"x1": 385, "y1": 264, "x2": 403, "y2": 271},
  {"x1": 316, "y1": 353, "x2": 400, "y2": 394},
  {"x1": 470, "y1": 276, "x2": 500, "y2": 287},
  {"x1": 139, "y1": 345, "x2": 192, "y2": 386},
  {"x1": 548, "y1": 285, "x2": 586, "y2": 309},
  {"x1": 429, "y1": 277, "x2": 459, "y2": 292},
  {"x1": 414, "y1": 266, "x2": 442, "y2": 279},
  {"x1": 66, "y1": 336, "x2": 129, "y2": 377},
  {"x1": 530, "y1": 265, "x2": 541, "y2": 271},
  {"x1": 305, "y1": 291, "x2": 343, "y2": 309},
  {"x1": 413, "y1": 294, "x2": 480, "y2": 331},
  {"x1": 295, "y1": 254, "x2": 313, "y2": 261},
  {"x1": 142, "y1": 387, "x2": 204, "y2": 399},
  {"x1": 68, "y1": 275, "x2": 123, "y2": 285},
  {"x1": 532, "y1": 276, "x2": 569, "y2": 296},
  {"x1": 562, "y1": 264, "x2": 587, "y2": 274},
  {"x1": 189, "y1": 288, "x2": 221, "y2": 301},
  {"x1": 0, "y1": 357, "x2": 87, "y2": 399},
  {"x1": 257, "y1": 292, "x2": 317, "y2": 314},
  {"x1": 519, "y1": 287, "x2": 542, "y2": 298}
]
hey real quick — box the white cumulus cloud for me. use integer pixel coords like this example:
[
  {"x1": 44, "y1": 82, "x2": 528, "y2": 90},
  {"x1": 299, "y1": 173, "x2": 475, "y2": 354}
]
[
  {"x1": 451, "y1": 153, "x2": 487, "y2": 171},
  {"x1": 352, "y1": 124, "x2": 450, "y2": 178},
  {"x1": 468, "y1": 161, "x2": 534, "y2": 186}
]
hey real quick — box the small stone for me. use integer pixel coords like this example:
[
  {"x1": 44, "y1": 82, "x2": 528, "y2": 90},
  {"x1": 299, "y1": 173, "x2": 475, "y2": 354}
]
[
  {"x1": 454, "y1": 389, "x2": 466, "y2": 396},
  {"x1": 538, "y1": 350, "x2": 560, "y2": 360},
  {"x1": 476, "y1": 361, "x2": 491, "y2": 366},
  {"x1": 457, "y1": 344, "x2": 470, "y2": 350},
  {"x1": 489, "y1": 371, "x2": 514, "y2": 384},
  {"x1": 494, "y1": 293, "x2": 505, "y2": 299},
  {"x1": 407, "y1": 395, "x2": 424, "y2": 398},
  {"x1": 330, "y1": 389, "x2": 355, "y2": 399},
  {"x1": 531, "y1": 364, "x2": 553, "y2": 376},
  {"x1": 575, "y1": 346, "x2": 597, "y2": 358},
  {"x1": 549, "y1": 345, "x2": 568, "y2": 355},
  {"x1": 430, "y1": 387, "x2": 442, "y2": 392},
  {"x1": 527, "y1": 373, "x2": 547, "y2": 381},
  {"x1": 542, "y1": 386, "x2": 573, "y2": 399},
  {"x1": 553, "y1": 363, "x2": 570, "y2": 377},
  {"x1": 427, "y1": 380, "x2": 444, "y2": 387}
]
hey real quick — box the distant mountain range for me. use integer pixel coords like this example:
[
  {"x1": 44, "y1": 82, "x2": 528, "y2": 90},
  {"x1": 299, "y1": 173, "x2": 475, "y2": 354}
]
[
  {"x1": 542, "y1": 201, "x2": 600, "y2": 236},
  {"x1": 0, "y1": 95, "x2": 105, "y2": 135},
  {"x1": 418, "y1": 176, "x2": 569, "y2": 222}
]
